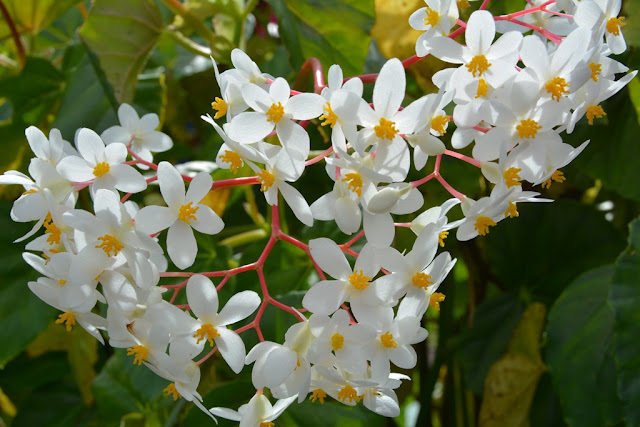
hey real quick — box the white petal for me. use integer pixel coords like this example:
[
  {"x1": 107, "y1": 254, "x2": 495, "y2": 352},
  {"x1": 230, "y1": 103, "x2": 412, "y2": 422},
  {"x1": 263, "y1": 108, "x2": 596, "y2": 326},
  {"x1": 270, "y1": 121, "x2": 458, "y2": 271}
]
[
  {"x1": 217, "y1": 290, "x2": 261, "y2": 325},
  {"x1": 76, "y1": 128, "x2": 106, "y2": 164},
  {"x1": 134, "y1": 206, "x2": 175, "y2": 234},
  {"x1": 186, "y1": 171, "x2": 213, "y2": 204},
  {"x1": 270, "y1": 77, "x2": 291, "y2": 105},
  {"x1": 56, "y1": 156, "x2": 94, "y2": 182},
  {"x1": 158, "y1": 161, "x2": 185, "y2": 208},
  {"x1": 167, "y1": 221, "x2": 197, "y2": 269},
  {"x1": 466, "y1": 10, "x2": 495, "y2": 55},
  {"x1": 287, "y1": 93, "x2": 325, "y2": 120},
  {"x1": 363, "y1": 211, "x2": 394, "y2": 248},
  {"x1": 302, "y1": 280, "x2": 348, "y2": 315},
  {"x1": 186, "y1": 274, "x2": 219, "y2": 320},
  {"x1": 227, "y1": 112, "x2": 273, "y2": 143},
  {"x1": 111, "y1": 164, "x2": 147, "y2": 193},
  {"x1": 309, "y1": 238, "x2": 351, "y2": 279},
  {"x1": 279, "y1": 182, "x2": 313, "y2": 226},
  {"x1": 191, "y1": 205, "x2": 224, "y2": 235},
  {"x1": 373, "y1": 58, "x2": 405, "y2": 118},
  {"x1": 215, "y1": 328, "x2": 246, "y2": 374}
]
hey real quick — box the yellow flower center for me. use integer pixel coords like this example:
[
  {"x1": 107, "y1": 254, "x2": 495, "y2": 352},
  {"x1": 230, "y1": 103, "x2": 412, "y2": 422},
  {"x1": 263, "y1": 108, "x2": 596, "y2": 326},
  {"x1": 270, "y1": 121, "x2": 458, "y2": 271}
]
[
  {"x1": 516, "y1": 119, "x2": 542, "y2": 139},
  {"x1": 374, "y1": 117, "x2": 399, "y2": 140},
  {"x1": 431, "y1": 115, "x2": 450, "y2": 135},
  {"x1": 586, "y1": 105, "x2": 606, "y2": 125},
  {"x1": 542, "y1": 170, "x2": 566, "y2": 189},
  {"x1": 211, "y1": 97, "x2": 228, "y2": 119},
  {"x1": 380, "y1": 331, "x2": 398, "y2": 348},
  {"x1": 466, "y1": 55, "x2": 491, "y2": 77},
  {"x1": 424, "y1": 7, "x2": 440, "y2": 27},
  {"x1": 178, "y1": 202, "x2": 199, "y2": 224},
  {"x1": 55, "y1": 312, "x2": 76, "y2": 331},
  {"x1": 475, "y1": 216, "x2": 497, "y2": 236},
  {"x1": 260, "y1": 423, "x2": 275, "y2": 427},
  {"x1": 219, "y1": 150, "x2": 243, "y2": 174},
  {"x1": 127, "y1": 345, "x2": 148, "y2": 366},
  {"x1": 505, "y1": 201, "x2": 519, "y2": 218},
  {"x1": 588, "y1": 62, "x2": 601, "y2": 82},
  {"x1": 58, "y1": 279, "x2": 67, "y2": 286},
  {"x1": 93, "y1": 162, "x2": 110, "y2": 178},
  {"x1": 476, "y1": 78, "x2": 488, "y2": 98},
  {"x1": 266, "y1": 102, "x2": 285, "y2": 123},
  {"x1": 193, "y1": 323, "x2": 220, "y2": 346},
  {"x1": 606, "y1": 16, "x2": 625, "y2": 36},
  {"x1": 163, "y1": 383, "x2": 181, "y2": 401},
  {"x1": 412, "y1": 272, "x2": 433, "y2": 289},
  {"x1": 310, "y1": 389, "x2": 327, "y2": 404},
  {"x1": 342, "y1": 172, "x2": 362, "y2": 197},
  {"x1": 348, "y1": 270, "x2": 372, "y2": 290},
  {"x1": 438, "y1": 230, "x2": 449, "y2": 247},
  {"x1": 257, "y1": 169, "x2": 275, "y2": 192},
  {"x1": 331, "y1": 333, "x2": 345, "y2": 351},
  {"x1": 23, "y1": 188, "x2": 38, "y2": 195},
  {"x1": 503, "y1": 167, "x2": 522, "y2": 188},
  {"x1": 96, "y1": 234, "x2": 124, "y2": 257},
  {"x1": 43, "y1": 213, "x2": 61, "y2": 245},
  {"x1": 319, "y1": 102, "x2": 338, "y2": 128},
  {"x1": 545, "y1": 77, "x2": 570, "y2": 102},
  {"x1": 429, "y1": 292, "x2": 446, "y2": 311},
  {"x1": 337, "y1": 385, "x2": 361, "y2": 403}
]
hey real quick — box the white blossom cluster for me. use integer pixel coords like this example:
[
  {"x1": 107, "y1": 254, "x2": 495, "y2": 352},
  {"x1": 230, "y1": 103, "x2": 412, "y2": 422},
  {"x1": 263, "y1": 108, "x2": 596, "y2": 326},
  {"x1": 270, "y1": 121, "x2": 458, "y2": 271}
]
[{"x1": 0, "y1": 0, "x2": 635, "y2": 424}]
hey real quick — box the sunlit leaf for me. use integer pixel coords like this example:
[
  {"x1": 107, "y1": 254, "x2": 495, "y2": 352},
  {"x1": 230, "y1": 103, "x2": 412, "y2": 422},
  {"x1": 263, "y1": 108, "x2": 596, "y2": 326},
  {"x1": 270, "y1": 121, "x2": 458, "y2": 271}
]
[{"x1": 0, "y1": 0, "x2": 81, "y2": 41}]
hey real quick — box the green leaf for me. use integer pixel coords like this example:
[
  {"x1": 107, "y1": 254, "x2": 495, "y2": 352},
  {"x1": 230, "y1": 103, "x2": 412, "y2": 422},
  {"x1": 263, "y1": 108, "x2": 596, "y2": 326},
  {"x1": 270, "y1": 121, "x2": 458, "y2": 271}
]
[
  {"x1": 10, "y1": 381, "x2": 86, "y2": 427},
  {"x1": 0, "y1": 0, "x2": 81, "y2": 40},
  {"x1": 569, "y1": 86, "x2": 640, "y2": 201},
  {"x1": 0, "y1": 57, "x2": 64, "y2": 124},
  {"x1": 478, "y1": 303, "x2": 547, "y2": 427},
  {"x1": 79, "y1": 0, "x2": 163, "y2": 102},
  {"x1": 546, "y1": 265, "x2": 623, "y2": 427},
  {"x1": 610, "y1": 216, "x2": 640, "y2": 426},
  {"x1": 458, "y1": 293, "x2": 524, "y2": 394},
  {"x1": 485, "y1": 201, "x2": 626, "y2": 303},
  {"x1": 266, "y1": 0, "x2": 375, "y2": 76},
  {"x1": 92, "y1": 349, "x2": 170, "y2": 424}
]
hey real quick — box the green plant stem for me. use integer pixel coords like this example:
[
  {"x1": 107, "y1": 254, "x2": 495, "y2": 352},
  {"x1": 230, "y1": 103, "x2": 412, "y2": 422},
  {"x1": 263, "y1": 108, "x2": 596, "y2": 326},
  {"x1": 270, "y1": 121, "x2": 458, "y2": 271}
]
[{"x1": 165, "y1": 28, "x2": 212, "y2": 57}]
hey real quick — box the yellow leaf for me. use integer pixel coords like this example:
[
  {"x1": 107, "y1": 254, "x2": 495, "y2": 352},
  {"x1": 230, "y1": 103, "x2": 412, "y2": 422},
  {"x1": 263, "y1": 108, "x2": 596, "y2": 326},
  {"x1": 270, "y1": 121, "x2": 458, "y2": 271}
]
[
  {"x1": 479, "y1": 303, "x2": 547, "y2": 427},
  {"x1": 0, "y1": 386, "x2": 17, "y2": 417},
  {"x1": 371, "y1": 0, "x2": 449, "y2": 90},
  {"x1": 200, "y1": 188, "x2": 231, "y2": 217}
]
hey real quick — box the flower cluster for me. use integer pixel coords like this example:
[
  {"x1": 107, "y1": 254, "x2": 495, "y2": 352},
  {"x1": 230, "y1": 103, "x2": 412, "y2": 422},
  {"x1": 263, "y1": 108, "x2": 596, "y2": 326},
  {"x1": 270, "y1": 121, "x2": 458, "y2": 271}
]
[{"x1": 0, "y1": 0, "x2": 635, "y2": 424}]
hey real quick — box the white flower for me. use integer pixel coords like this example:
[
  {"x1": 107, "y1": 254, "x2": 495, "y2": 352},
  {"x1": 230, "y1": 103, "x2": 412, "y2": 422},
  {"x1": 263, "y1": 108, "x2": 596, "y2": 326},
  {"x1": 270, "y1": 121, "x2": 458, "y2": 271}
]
[
  {"x1": 25, "y1": 126, "x2": 77, "y2": 166},
  {"x1": 408, "y1": 0, "x2": 459, "y2": 56},
  {"x1": 135, "y1": 161, "x2": 224, "y2": 269},
  {"x1": 56, "y1": 128, "x2": 147, "y2": 195},
  {"x1": 210, "y1": 392, "x2": 297, "y2": 427},
  {"x1": 101, "y1": 103, "x2": 173, "y2": 167}
]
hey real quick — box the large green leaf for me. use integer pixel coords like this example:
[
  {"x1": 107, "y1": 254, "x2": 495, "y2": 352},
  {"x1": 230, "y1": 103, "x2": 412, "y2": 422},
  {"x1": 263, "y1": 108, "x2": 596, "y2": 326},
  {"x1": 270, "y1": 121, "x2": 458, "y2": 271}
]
[
  {"x1": 546, "y1": 265, "x2": 622, "y2": 427},
  {"x1": 79, "y1": 0, "x2": 163, "y2": 102},
  {"x1": 485, "y1": 201, "x2": 625, "y2": 303},
  {"x1": 0, "y1": 0, "x2": 81, "y2": 41},
  {"x1": 266, "y1": 0, "x2": 375, "y2": 76},
  {"x1": 610, "y1": 217, "x2": 640, "y2": 426}
]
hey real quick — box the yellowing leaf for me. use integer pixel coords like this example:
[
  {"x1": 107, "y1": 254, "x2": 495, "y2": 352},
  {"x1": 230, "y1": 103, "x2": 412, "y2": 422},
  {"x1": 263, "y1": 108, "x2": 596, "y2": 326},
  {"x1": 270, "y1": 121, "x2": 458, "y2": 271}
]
[
  {"x1": 26, "y1": 321, "x2": 98, "y2": 405},
  {"x1": 371, "y1": 0, "x2": 448, "y2": 90},
  {"x1": 200, "y1": 188, "x2": 231, "y2": 216},
  {"x1": 479, "y1": 303, "x2": 547, "y2": 427},
  {"x1": 0, "y1": 0, "x2": 81, "y2": 41}
]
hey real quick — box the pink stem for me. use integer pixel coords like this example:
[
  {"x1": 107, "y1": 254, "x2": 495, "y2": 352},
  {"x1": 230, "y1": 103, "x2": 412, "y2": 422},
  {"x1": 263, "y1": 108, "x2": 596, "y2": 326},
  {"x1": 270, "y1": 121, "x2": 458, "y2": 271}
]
[
  {"x1": 443, "y1": 150, "x2": 482, "y2": 168},
  {"x1": 305, "y1": 146, "x2": 334, "y2": 167}
]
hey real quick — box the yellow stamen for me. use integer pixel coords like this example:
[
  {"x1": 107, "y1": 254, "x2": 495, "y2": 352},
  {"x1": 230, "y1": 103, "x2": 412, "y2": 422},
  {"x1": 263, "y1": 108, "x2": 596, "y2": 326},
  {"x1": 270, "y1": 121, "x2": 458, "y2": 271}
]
[
  {"x1": 310, "y1": 389, "x2": 327, "y2": 404},
  {"x1": 58, "y1": 279, "x2": 67, "y2": 286},
  {"x1": 586, "y1": 105, "x2": 606, "y2": 125},
  {"x1": 542, "y1": 170, "x2": 565, "y2": 189},
  {"x1": 257, "y1": 169, "x2": 275, "y2": 192},
  {"x1": 96, "y1": 234, "x2": 124, "y2": 257},
  {"x1": 341, "y1": 172, "x2": 362, "y2": 197},
  {"x1": 55, "y1": 312, "x2": 76, "y2": 331},
  {"x1": 219, "y1": 150, "x2": 243, "y2": 173},
  {"x1": 505, "y1": 201, "x2": 519, "y2": 218},
  {"x1": 260, "y1": 423, "x2": 275, "y2": 427},
  {"x1": 475, "y1": 216, "x2": 497, "y2": 236},
  {"x1": 348, "y1": 270, "x2": 372, "y2": 290},
  {"x1": 380, "y1": 331, "x2": 398, "y2": 348},
  {"x1": 331, "y1": 333, "x2": 345, "y2": 351},
  {"x1": 476, "y1": 78, "x2": 488, "y2": 98},
  {"x1": 412, "y1": 272, "x2": 433, "y2": 289},
  {"x1": 503, "y1": 167, "x2": 522, "y2": 188},
  {"x1": 337, "y1": 385, "x2": 361, "y2": 403},
  {"x1": 127, "y1": 345, "x2": 149, "y2": 366},
  {"x1": 588, "y1": 63, "x2": 601, "y2": 82},
  {"x1": 424, "y1": 7, "x2": 440, "y2": 27},
  {"x1": 606, "y1": 17, "x2": 625, "y2": 36},
  {"x1": 319, "y1": 102, "x2": 338, "y2": 128},
  {"x1": 266, "y1": 102, "x2": 285, "y2": 123},
  {"x1": 193, "y1": 323, "x2": 219, "y2": 346},
  {"x1": 431, "y1": 115, "x2": 450, "y2": 135},
  {"x1": 211, "y1": 97, "x2": 228, "y2": 119},
  {"x1": 438, "y1": 230, "x2": 448, "y2": 247},
  {"x1": 22, "y1": 189, "x2": 38, "y2": 195},
  {"x1": 374, "y1": 117, "x2": 399, "y2": 140},
  {"x1": 163, "y1": 383, "x2": 181, "y2": 401},
  {"x1": 429, "y1": 292, "x2": 446, "y2": 311},
  {"x1": 516, "y1": 119, "x2": 542, "y2": 139},
  {"x1": 93, "y1": 162, "x2": 110, "y2": 178},
  {"x1": 178, "y1": 202, "x2": 199, "y2": 224},
  {"x1": 545, "y1": 77, "x2": 570, "y2": 102},
  {"x1": 43, "y1": 213, "x2": 61, "y2": 245},
  {"x1": 466, "y1": 55, "x2": 491, "y2": 78}
]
